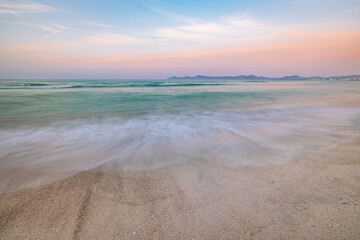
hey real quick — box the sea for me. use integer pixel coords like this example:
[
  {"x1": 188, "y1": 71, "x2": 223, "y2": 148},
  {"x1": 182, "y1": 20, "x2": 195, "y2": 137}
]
[{"x1": 0, "y1": 79, "x2": 359, "y2": 192}]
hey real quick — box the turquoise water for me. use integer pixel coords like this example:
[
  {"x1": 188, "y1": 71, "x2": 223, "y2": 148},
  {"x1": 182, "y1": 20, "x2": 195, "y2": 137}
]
[
  {"x1": 1, "y1": 79, "x2": 359, "y2": 126},
  {"x1": 0, "y1": 79, "x2": 359, "y2": 192}
]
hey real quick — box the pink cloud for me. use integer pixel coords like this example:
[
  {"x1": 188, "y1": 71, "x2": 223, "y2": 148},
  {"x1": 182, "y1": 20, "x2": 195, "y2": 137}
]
[{"x1": 2, "y1": 30, "x2": 359, "y2": 78}]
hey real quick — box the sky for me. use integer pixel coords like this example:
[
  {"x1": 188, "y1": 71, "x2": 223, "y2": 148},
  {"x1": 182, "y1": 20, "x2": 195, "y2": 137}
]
[{"x1": 0, "y1": 0, "x2": 359, "y2": 79}]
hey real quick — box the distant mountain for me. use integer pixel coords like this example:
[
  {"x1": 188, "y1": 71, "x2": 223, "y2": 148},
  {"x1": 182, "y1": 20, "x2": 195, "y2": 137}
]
[
  {"x1": 168, "y1": 75, "x2": 269, "y2": 80},
  {"x1": 167, "y1": 74, "x2": 360, "y2": 80},
  {"x1": 279, "y1": 75, "x2": 304, "y2": 80}
]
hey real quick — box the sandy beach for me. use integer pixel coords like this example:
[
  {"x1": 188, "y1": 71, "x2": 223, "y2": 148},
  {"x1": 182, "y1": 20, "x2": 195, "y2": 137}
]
[{"x1": 1, "y1": 138, "x2": 359, "y2": 240}]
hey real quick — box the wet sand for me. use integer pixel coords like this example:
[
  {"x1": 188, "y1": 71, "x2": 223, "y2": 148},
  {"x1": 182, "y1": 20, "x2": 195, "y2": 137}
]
[{"x1": 1, "y1": 139, "x2": 360, "y2": 239}]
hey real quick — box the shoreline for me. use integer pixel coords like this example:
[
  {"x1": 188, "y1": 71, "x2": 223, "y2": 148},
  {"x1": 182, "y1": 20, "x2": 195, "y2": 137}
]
[{"x1": 1, "y1": 139, "x2": 360, "y2": 239}]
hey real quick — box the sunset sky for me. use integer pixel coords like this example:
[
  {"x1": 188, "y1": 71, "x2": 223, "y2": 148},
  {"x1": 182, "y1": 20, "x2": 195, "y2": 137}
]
[{"x1": 0, "y1": 0, "x2": 359, "y2": 79}]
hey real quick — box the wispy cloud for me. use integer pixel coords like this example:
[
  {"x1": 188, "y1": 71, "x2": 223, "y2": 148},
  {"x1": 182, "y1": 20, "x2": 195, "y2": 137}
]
[
  {"x1": 82, "y1": 34, "x2": 141, "y2": 46},
  {"x1": 30, "y1": 22, "x2": 90, "y2": 37},
  {"x1": 313, "y1": 7, "x2": 360, "y2": 23},
  {"x1": 10, "y1": 33, "x2": 144, "y2": 55},
  {"x1": 34, "y1": 23, "x2": 66, "y2": 34},
  {"x1": 141, "y1": 1, "x2": 198, "y2": 24},
  {"x1": 6, "y1": 13, "x2": 284, "y2": 58},
  {"x1": 81, "y1": 21, "x2": 121, "y2": 29},
  {"x1": 24, "y1": 30, "x2": 358, "y2": 78},
  {"x1": 155, "y1": 14, "x2": 282, "y2": 44},
  {"x1": 0, "y1": 1, "x2": 58, "y2": 15},
  {"x1": 11, "y1": 45, "x2": 50, "y2": 51}
]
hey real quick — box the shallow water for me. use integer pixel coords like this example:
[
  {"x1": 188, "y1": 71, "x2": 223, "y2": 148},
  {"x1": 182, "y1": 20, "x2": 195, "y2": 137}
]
[{"x1": 0, "y1": 79, "x2": 359, "y2": 192}]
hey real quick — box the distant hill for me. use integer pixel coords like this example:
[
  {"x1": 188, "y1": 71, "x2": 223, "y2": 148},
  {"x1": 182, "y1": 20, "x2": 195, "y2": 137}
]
[{"x1": 167, "y1": 74, "x2": 360, "y2": 80}]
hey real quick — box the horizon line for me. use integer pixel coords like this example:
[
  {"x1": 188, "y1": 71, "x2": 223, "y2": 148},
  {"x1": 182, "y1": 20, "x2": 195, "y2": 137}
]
[{"x1": 1, "y1": 73, "x2": 360, "y2": 81}]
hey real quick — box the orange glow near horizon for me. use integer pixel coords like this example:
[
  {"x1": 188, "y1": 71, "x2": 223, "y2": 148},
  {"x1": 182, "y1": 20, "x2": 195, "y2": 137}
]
[{"x1": 3, "y1": 30, "x2": 359, "y2": 78}]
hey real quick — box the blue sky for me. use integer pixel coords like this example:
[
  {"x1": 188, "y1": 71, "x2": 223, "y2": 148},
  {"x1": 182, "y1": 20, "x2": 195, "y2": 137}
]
[{"x1": 0, "y1": 0, "x2": 359, "y2": 79}]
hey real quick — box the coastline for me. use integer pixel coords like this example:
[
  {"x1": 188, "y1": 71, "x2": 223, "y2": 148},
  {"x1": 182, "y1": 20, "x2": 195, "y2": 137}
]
[{"x1": 1, "y1": 138, "x2": 359, "y2": 239}]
